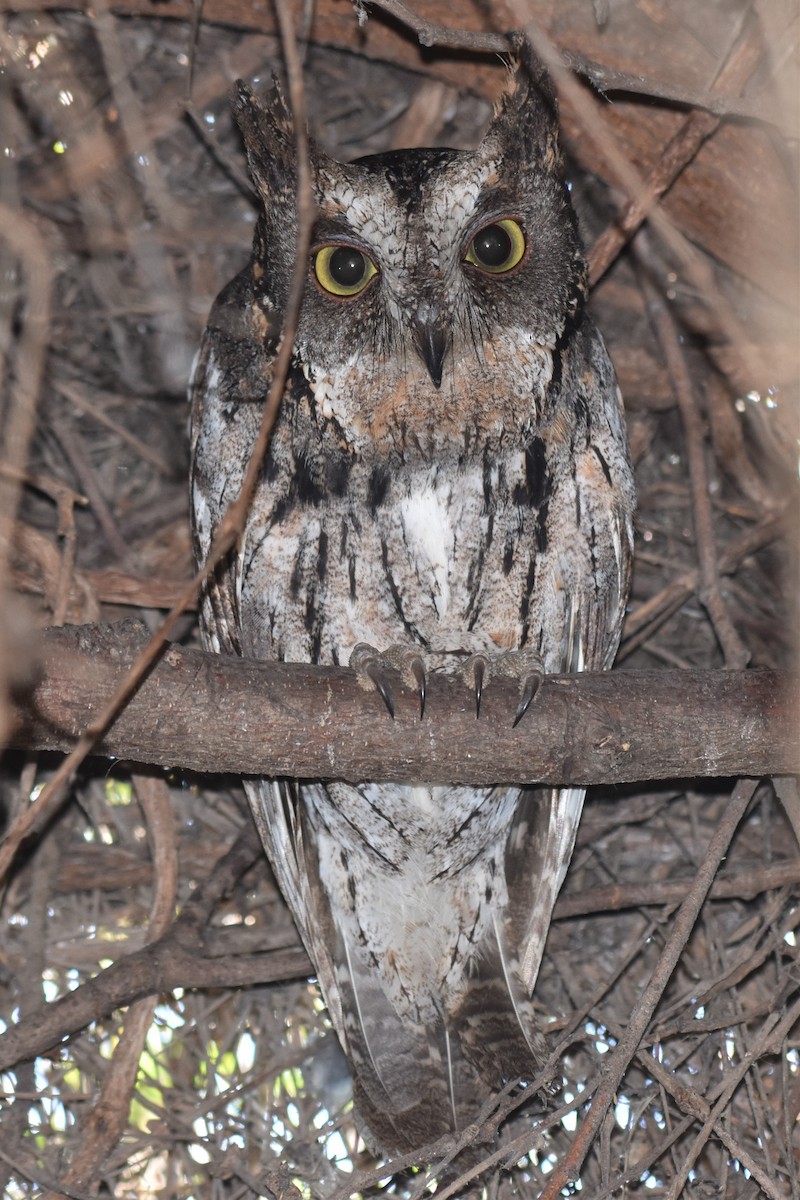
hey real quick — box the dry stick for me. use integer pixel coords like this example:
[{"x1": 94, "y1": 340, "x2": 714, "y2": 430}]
[
  {"x1": 0, "y1": 913, "x2": 662, "y2": 1077},
  {"x1": 54, "y1": 380, "x2": 176, "y2": 477},
  {"x1": 89, "y1": 0, "x2": 192, "y2": 386},
  {"x1": 51, "y1": 489, "x2": 81, "y2": 628},
  {"x1": 0, "y1": 836, "x2": 57, "y2": 1193},
  {"x1": 657, "y1": 904, "x2": 800, "y2": 1030},
  {"x1": 0, "y1": 1149, "x2": 94, "y2": 1200},
  {"x1": 0, "y1": 463, "x2": 88, "y2": 514},
  {"x1": 554, "y1": 860, "x2": 800, "y2": 919},
  {"x1": 0, "y1": 0, "x2": 775, "y2": 126},
  {"x1": 0, "y1": 826, "x2": 270, "y2": 1073},
  {"x1": 49, "y1": 843, "x2": 800, "y2": 912},
  {"x1": 559, "y1": 49, "x2": 779, "y2": 127},
  {"x1": 16, "y1": 630, "x2": 798, "y2": 782},
  {"x1": 426, "y1": 1097, "x2": 590, "y2": 1200},
  {"x1": 415, "y1": 921, "x2": 664, "y2": 1198},
  {"x1": 642, "y1": 270, "x2": 750, "y2": 669},
  {"x1": 618, "y1": 509, "x2": 787, "y2": 659},
  {"x1": 51, "y1": 413, "x2": 133, "y2": 567},
  {"x1": 782, "y1": 1049, "x2": 800, "y2": 1199},
  {"x1": 0, "y1": 206, "x2": 52, "y2": 748},
  {"x1": 741, "y1": 1048, "x2": 783, "y2": 1197},
  {"x1": 587, "y1": 11, "x2": 762, "y2": 287},
  {"x1": 365, "y1": 0, "x2": 776, "y2": 124},
  {"x1": 7, "y1": 521, "x2": 99, "y2": 625},
  {"x1": 587, "y1": 1104, "x2": 773, "y2": 1200},
  {"x1": 42, "y1": 776, "x2": 178, "y2": 1200},
  {"x1": 364, "y1": 0, "x2": 508, "y2": 52},
  {"x1": 597, "y1": 1017, "x2": 789, "y2": 1200},
  {"x1": 504, "y1": 5, "x2": 771, "y2": 389},
  {"x1": 536, "y1": 777, "x2": 758, "y2": 1200},
  {"x1": 1, "y1": 467, "x2": 92, "y2": 628},
  {"x1": 0, "y1": 0, "x2": 315, "y2": 888},
  {"x1": 668, "y1": 998, "x2": 800, "y2": 1200}
]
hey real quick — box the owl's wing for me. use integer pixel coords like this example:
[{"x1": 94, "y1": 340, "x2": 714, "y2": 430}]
[
  {"x1": 189, "y1": 266, "x2": 279, "y2": 663},
  {"x1": 506, "y1": 337, "x2": 635, "y2": 997},
  {"x1": 190, "y1": 272, "x2": 332, "y2": 998},
  {"x1": 245, "y1": 779, "x2": 346, "y2": 1039}
]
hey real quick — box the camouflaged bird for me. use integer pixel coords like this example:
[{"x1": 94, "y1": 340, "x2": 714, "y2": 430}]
[{"x1": 190, "y1": 53, "x2": 635, "y2": 1155}]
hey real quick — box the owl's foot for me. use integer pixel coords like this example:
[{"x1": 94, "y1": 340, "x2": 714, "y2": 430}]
[
  {"x1": 463, "y1": 654, "x2": 489, "y2": 719},
  {"x1": 349, "y1": 643, "x2": 427, "y2": 720},
  {"x1": 462, "y1": 649, "x2": 544, "y2": 726},
  {"x1": 351, "y1": 643, "x2": 543, "y2": 726}
]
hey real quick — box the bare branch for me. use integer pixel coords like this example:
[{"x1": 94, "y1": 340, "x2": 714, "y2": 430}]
[{"x1": 8, "y1": 621, "x2": 798, "y2": 785}]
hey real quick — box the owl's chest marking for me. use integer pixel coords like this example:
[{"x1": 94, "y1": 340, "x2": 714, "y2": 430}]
[{"x1": 396, "y1": 478, "x2": 453, "y2": 619}]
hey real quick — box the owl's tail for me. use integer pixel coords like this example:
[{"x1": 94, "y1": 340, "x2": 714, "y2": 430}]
[
  {"x1": 340, "y1": 785, "x2": 584, "y2": 1155},
  {"x1": 333, "y1": 885, "x2": 556, "y2": 1156},
  {"x1": 336, "y1": 926, "x2": 464, "y2": 1154},
  {"x1": 337, "y1": 933, "x2": 548, "y2": 1160}
]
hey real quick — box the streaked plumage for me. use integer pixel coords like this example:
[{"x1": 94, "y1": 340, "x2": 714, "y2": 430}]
[{"x1": 190, "y1": 54, "x2": 635, "y2": 1155}]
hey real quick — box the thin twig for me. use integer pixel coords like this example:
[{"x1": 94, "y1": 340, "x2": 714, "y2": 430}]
[
  {"x1": 641, "y1": 264, "x2": 750, "y2": 669},
  {"x1": 0, "y1": 205, "x2": 53, "y2": 747},
  {"x1": 365, "y1": 2, "x2": 781, "y2": 125},
  {"x1": 42, "y1": 776, "x2": 177, "y2": 1198},
  {"x1": 505, "y1": 6, "x2": 771, "y2": 388},
  {"x1": 668, "y1": 997, "x2": 800, "y2": 1199},
  {"x1": 537, "y1": 777, "x2": 758, "y2": 1199},
  {"x1": 596, "y1": 1015, "x2": 790, "y2": 1200},
  {"x1": 587, "y1": 10, "x2": 762, "y2": 285},
  {"x1": 554, "y1": 860, "x2": 800, "y2": 919},
  {"x1": 52, "y1": 412, "x2": 134, "y2": 567},
  {"x1": 363, "y1": 0, "x2": 508, "y2": 53},
  {"x1": 0, "y1": 825, "x2": 268, "y2": 1073},
  {"x1": 619, "y1": 508, "x2": 787, "y2": 657}
]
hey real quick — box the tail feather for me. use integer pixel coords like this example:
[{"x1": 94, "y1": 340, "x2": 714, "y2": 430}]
[
  {"x1": 449, "y1": 946, "x2": 546, "y2": 1093},
  {"x1": 335, "y1": 929, "x2": 456, "y2": 1153}
]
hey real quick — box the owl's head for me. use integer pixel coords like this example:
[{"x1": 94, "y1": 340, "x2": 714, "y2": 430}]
[{"x1": 234, "y1": 52, "x2": 585, "y2": 430}]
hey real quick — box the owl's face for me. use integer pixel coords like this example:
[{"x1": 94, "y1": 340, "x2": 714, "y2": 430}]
[{"x1": 235, "y1": 65, "x2": 586, "y2": 454}]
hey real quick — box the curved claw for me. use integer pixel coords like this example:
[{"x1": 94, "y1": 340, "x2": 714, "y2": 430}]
[
  {"x1": 409, "y1": 655, "x2": 427, "y2": 719},
  {"x1": 365, "y1": 663, "x2": 396, "y2": 720},
  {"x1": 512, "y1": 670, "x2": 543, "y2": 728},
  {"x1": 473, "y1": 656, "x2": 486, "y2": 719}
]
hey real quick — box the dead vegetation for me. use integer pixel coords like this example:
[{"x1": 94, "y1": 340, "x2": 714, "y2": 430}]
[{"x1": 0, "y1": 1, "x2": 798, "y2": 1196}]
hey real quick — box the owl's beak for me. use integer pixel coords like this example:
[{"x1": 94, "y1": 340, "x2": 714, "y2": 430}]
[{"x1": 412, "y1": 315, "x2": 450, "y2": 389}]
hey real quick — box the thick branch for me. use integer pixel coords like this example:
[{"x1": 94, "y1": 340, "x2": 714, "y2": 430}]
[{"x1": 8, "y1": 621, "x2": 799, "y2": 785}]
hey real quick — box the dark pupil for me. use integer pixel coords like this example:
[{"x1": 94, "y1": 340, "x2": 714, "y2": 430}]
[
  {"x1": 329, "y1": 247, "x2": 366, "y2": 287},
  {"x1": 473, "y1": 224, "x2": 512, "y2": 267}
]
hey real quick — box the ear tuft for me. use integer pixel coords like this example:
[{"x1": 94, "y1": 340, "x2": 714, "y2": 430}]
[
  {"x1": 484, "y1": 36, "x2": 560, "y2": 164},
  {"x1": 232, "y1": 79, "x2": 297, "y2": 198}
]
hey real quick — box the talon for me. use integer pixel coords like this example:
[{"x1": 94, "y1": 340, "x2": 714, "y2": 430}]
[
  {"x1": 410, "y1": 655, "x2": 426, "y2": 719},
  {"x1": 366, "y1": 663, "x2": 395, "y2": 720},
  {"x1": 512, "y1": 670, "x2": 542, "y2": 728},
  {"x1": 473, "y1": 656, "x2": 486, "y2": 719}
]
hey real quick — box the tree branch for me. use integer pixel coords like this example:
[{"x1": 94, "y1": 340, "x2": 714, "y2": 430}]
[{"x1": 8, "y1": 621, "x2": 799, "y2": 785}]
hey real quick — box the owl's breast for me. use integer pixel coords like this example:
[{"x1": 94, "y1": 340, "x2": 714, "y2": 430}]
[
  {"x1": 388, "y1": 471, "x2": 467, "y2": 627},
  {"x1": 361, "y1": 459, "x2": 520, "y2": 656}
]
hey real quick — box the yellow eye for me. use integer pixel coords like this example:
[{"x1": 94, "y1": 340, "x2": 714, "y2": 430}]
[
  {"x1": 313, "y1": 244, "x2": 377, "y2": 297},
  {"x1": 464, "y1": 218, "x2": 526, "y2": 275}
]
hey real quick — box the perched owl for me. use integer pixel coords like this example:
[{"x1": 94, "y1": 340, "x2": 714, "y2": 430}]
[{"x1": 190, "y1": 53, "x2": 635, "y2": 1156}]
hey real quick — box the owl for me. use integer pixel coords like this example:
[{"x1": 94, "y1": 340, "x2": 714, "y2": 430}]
[{"x1": 190, "y1": 52, "x2": 635, "y2": 1157}]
